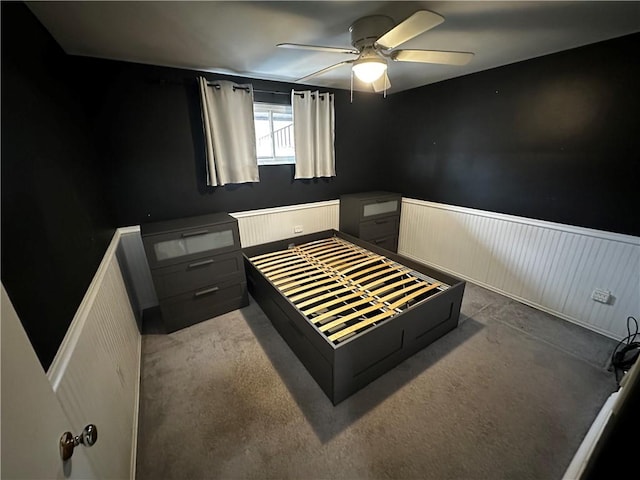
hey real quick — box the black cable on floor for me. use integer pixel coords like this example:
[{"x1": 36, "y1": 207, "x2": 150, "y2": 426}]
[{"x1": 610, "y1": 316, "x2": 639, "y2": 387}]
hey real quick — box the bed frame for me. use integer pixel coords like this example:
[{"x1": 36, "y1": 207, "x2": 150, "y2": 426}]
[{"x1": 243, "y1": 230, "x2": 465, "y2": 405}]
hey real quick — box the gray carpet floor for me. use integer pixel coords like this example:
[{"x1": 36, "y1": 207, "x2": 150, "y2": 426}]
[{"x1": 135, "y1": 282, "x2": 618, "y2": 479}]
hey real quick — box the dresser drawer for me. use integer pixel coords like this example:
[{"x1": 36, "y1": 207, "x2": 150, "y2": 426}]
[
  {"x1": 358, "y1": 194, "x2": 401, "y2": 222},
  {"x1": 160, "y1": 281, "x2": 248, "y2": 332},
  {"x1": 151, "y1": 250, "x2": 244, "y2": 299},
  {"x1": 366, "y1": 235, "x2": 398, "y2": 253},
  {"x1": 359, "y1": 216, "x2": 399, "y2": 241},
  {"x1": 143, "y1": 220, "x2": 240, "y2": 269}
]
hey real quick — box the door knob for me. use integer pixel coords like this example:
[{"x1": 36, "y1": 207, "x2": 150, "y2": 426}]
[{"x1": 60, "y1": 424, "x2": 98, "y2": 461}]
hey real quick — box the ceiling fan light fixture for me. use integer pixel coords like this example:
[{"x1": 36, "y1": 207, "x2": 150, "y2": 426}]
[{"x1": 352, "y1": 57, "x2": 387, "y2": 83}]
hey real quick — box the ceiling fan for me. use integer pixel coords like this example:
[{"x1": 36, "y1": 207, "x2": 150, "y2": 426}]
[{"x1": 278, "y1": 10, "x2": 474, "y2": 93}]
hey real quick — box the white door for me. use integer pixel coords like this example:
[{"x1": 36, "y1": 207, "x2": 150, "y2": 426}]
[{"x1": 1, "y1": 285, "x2": 96, "y2": 479}]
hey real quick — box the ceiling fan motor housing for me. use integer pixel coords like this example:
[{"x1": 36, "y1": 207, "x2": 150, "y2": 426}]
[{"x1": 349, "y1": 15, "x2": 394, "y2": 50}]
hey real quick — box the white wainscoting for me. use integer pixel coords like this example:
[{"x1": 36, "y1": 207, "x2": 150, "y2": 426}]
[
  {"x1": 398, "y1": 198, "x2": 640, "y2": 340},
  {"x1": 230, "y1": 199, "x2": 339, "y2": 247},
  {"x1": 47, "y1": 229, "x2": 141, "y2": 479}
]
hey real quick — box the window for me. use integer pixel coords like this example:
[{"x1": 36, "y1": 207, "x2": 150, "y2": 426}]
[{"x1": 254, "y1": 102, "x2": 295, "y2": 165}]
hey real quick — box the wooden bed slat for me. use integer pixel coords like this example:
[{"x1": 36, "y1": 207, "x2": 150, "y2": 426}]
[
  {"x1": 326, "y1": 253, "x2": 377, "y2": 273},
  {"x1": 380, "y1": 283, "x2": 440, "y2": 310},
  {"x1": 253, "y1": 254, "x2": 300, "y2": 269},
  {"x1": 267, "y1": 263, "x2": 321, "y2": 281},
  {"x1": 328, "y1": 284, "x2": 442, "y2": 341},
  {"x1": 356, "y1": 269, "x2": 411, "y2": 290},
  {"x1": 302, "y1": 289, "x2": 366, "y2": 315},
  {"x1": 351, "y1": 264, "x2": 403, "y2": 286},
  {"x1": 333, "y1": 237, "x2": 367, "y2": 250},
  {"x1": 282, "y1": 276, "x2": 335, "y2": 296},
  {"x1": 255, "y1": 253, "x2": 303, "y2": 269},
  {"x1": 337, "y1": 256, "x2": 384, "y2": 275},
  {"x1": 318, "y1": 303, "x2": 385, "y2": 333},
  {"x1": 303, "y1": 244, "x2": 354, "y2": 259},
  {"x1": 296, "y1": 238, "x2": 337, "y2": 251},
  {"x1": 319, "y1": 248, "x2": 365, "y2": 261},
  {"x1": 367, "y1": 276, "x2": 421, "y2": 298},
  {"x1": 287, "y1": 277, "x2": 350, "y2": 300},
  {"x1": 259, "y1": 257, "x2": 307, "y2": 274},
  {"x1": 274, "y1": 269, "x2": 332, "y2": 288},
  {"x1": 381, "y1": 282, "x2": 442, "y2": 310},
  {"x1": 377, "y1": 281, "x2": 437, "y2": 304},
  {"x1": 348, "y1": 262, "x2": 391, "y2": 280},
  {"x1": 296, "y1": 286, "x2": 358, "y2": 310},
  {"x1": 297, "y1": 243, "x2": 343, "y2": 256},
  {"x1": 310, "y1": 295, "x2": 378, "y2": 324},
  {"x1": 330, "y1": 239, "x2": 374, "y2": 257},
  {"x1": 322, "y1": 251, "x2": 369, "y2": 267}
]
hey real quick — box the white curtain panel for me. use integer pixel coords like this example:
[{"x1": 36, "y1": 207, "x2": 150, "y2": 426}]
[
  {"x1": 292, "y1": 90, "x2": 336, "y2": 179},
  {"x1": 198, "y1": 77, "x2": 259, "y2": 186}
]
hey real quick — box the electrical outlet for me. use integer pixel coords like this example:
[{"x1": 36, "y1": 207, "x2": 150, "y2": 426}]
[
  {"x1": 591, "y1": 288, "x2": 611, "y2": 304},
  {"x1": 294, "y1": 225, "x2": 303, "y2": 234}
]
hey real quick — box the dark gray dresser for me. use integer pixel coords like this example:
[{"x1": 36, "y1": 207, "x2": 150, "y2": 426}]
[
  {"x1": 339, "y1": 191, "x2": 402, "y2": 252},
  {"x1": 141, "y1": 213, "x2": 248, "y2": 332}
]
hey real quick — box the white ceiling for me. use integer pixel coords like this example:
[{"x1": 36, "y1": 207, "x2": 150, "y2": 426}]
[{"x1": 27, "y1": 1, "x2": 640, "y2": 94}]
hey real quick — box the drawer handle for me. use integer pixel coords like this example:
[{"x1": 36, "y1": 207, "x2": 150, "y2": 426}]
[
  {"x1": 373, "y1": 239, "x2": 385, "y2": 244},
  {"x1": 374, "y1": 219, "x2": 389, "y2": 225},
  {"x1": 188, "y1": 259, "x2": 215, "y2": 269},
  {"x1": 194, "y1": 286, "x2": 219, "y2": 297},
  {"x1": 182, "y1": 229, "x2": 209, "y2": 238}
]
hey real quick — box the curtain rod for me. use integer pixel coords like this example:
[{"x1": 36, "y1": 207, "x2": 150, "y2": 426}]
[
  {"x1": 255, "y1": 89, "x2": 291, "y2": 96},
  {"x1": 205, "y1": 81, "x2": 289, "y2": 96},
  {"x1": 151, "y1": 78, "x2": 330, "y2": 99},
  {"x1": 256, "y1": 90, "x2": 331, "y2": 99},
  {"x1": 204, "y1": 81, "x2": 329, "y2": 98}
]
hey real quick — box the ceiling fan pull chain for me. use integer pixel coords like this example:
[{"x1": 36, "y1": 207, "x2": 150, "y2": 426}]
[{"x1": 350, "y1": 70, "x2": 354, "y2": 104}]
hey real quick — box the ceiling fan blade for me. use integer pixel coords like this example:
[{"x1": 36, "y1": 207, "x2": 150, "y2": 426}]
[
  {"x1": 297, "y1": 60, "x2": 354, "y2": 82},
  {"x1": 392, "y1": 50, "x2": 474, "y2": 65},
  {"x1": 375, "y1": 10, "x2": 444, "y2": 50},
  {"x1": 277, "y1": 43, "x2": 359, "y2": 55},
  {"x1": 371, "y1": 73, "x2": 391, "y2": 93}
]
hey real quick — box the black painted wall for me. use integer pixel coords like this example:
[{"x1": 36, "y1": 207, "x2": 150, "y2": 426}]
[
  {"x1": 76, "y1": 58, "x2": 390, "y2": 227},
  {"x1": 83, "y1": 32, "x2": 640, "y2": 234},
  {"x1": 1, "y1": 3, "x2": 115, "y2": 368},
  {"x1": 385, "y1": 33, "x2": 640, "y2": 236}
]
